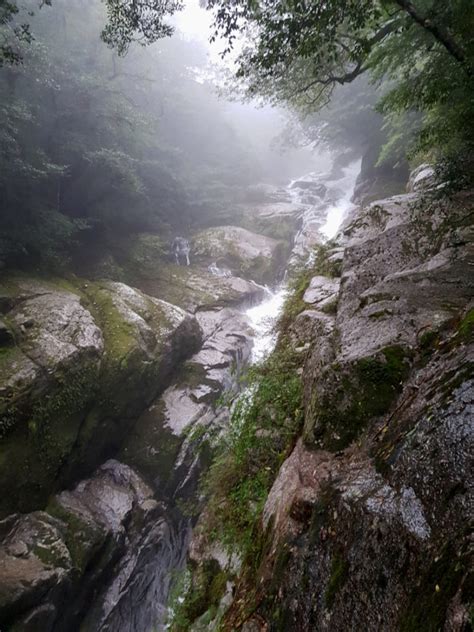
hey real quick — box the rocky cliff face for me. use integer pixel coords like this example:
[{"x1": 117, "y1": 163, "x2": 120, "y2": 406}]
[
  {"x1": 180, "y1": 174, "x2": 473, "y2": 631},
  {"x1": 0, "y1": 180, "x2": 312, "y2": 631},
  {"x1": 2, "y1": 165, "x2": 471, "y2": 632},
  {"x1": 0, "y1": 279, "x2": 202, "y2": 516}
]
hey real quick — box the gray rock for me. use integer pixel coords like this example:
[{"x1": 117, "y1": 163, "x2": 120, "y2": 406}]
[
  {"x1": 136, "y1": 263, "x2": 266, "y2": 312},
  {"x1": 120, "y1": 307, "x2": 253, "y2": 498},
  {"x1": 192, "y1": 226, "x2": 285, "y2": 284},
  {"x1": 407, "y1": 163, "x2": 436, "y2": 192},
  {"x1": 290, "y1": 181, "x2": 327, "y2": 197},
  {"x1": 335, "y1": 191, "x2": 474, "y2": 362},
  {"x1": 0, "y1": 460, "x2": 184, "y2": 632},
  {"x1": 0, "y1": 282, "x2": 103, "y2": 409},
  {"x1": 303, "y1": 275, "x2": 340, "y2": 308},
  {"x1": 0, "y1": 511, "x2": 72, "y2": 630},
  {"x1": 0, "y1": 278, "x2": 202, "y2": 516}
]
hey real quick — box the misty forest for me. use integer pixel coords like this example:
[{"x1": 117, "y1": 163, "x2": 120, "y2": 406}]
[{"x1": 0, "y1": 1, "x2": 472, "y2": 630}]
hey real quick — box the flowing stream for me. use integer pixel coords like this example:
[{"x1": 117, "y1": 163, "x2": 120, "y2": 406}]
[
  {"x1": 163, "y1": 162, "x2": 361, "y2": 630},
  {"x1": 245, "y1": 160, "x2": 360, "y2": 361},
  {"x1": 320, "y1": 161, "x2": 361, "y2": 239},
  {"x1": 246, "y1": 289, "x2": 287, "y2": 362}
]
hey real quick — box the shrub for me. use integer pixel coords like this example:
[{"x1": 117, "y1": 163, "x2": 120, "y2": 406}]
[{"x1": 202, "y1": 342, "x2": 303, "y2": 560}]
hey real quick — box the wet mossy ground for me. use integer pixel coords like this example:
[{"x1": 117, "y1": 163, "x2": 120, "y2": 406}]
[
  {"x1": 46, "y1": 497, "x2": 107, "y2": 575},
  {"x1": 457, "y1": 307, "x2": 474, "y2": 343},
  {"x1": 399, "y1": 541, "x2": 473, "y2": 632},
  {"x1": 119, "y1": 400, "x2": 183, "y2": 494},
  {"x1": 81, "y1": 283, "x2": 136, "y2": 366},
  {"x1": 306, "y1": 345, "x2": 412, "y2": 450},
  {"x1": 325, "y1": 553, "x2": 350, "y2": 609},
  {"x1": 169, "y1": 560, "x2": 229, "y2": 632}
]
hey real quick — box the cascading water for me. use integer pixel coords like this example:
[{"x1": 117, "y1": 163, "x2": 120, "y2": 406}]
[
  {"x1": 246, "y1": 289, "x2": 287, "y2": 362},
  {"x1": 163, "y1": 160, "x2": 361, "y2": 630},
  {"x1": 320, "y1": 161, "x2": 361, "y2": 239},
  {"x1": 245, "y1": 160, "x2": 361, "y2": 360}
]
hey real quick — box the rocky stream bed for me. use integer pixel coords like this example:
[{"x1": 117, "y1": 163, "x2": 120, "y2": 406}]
[
  {"x1": 1, "y1": 161, "x2": 472, "y2": 632},
  {"x1": 0, "y1": 162, "x2": 361, "y2": 631}
]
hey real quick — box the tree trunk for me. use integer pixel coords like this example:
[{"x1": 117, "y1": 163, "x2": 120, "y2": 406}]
[{"x1": 394, "y1": 0, "x2": 472, "y2": 76}]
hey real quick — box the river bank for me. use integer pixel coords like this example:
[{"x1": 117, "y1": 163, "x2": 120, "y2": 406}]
[{"x1": 0, "y1": 160, "x2": 362, "y2": 631}]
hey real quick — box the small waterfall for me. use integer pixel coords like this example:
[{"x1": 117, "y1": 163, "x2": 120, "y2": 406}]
[
  {"x1": 173, "y1": 237, "x2": 191, "y2": 266},
  {"x1": 245, "y1": 288, "x2": 287, "y2": 362},
  {"x1": 320, "y1": 160, "x2": 361, "y2": 239},
  {"x1": 161, "y1": 162, "x2": 361, "y2": 630},
  {"x1": 288, "y1": 160, "x2": 361, "y2": 260},
  {"x1": 244, "y1": 161, "x2": 361, "y2": 362}
]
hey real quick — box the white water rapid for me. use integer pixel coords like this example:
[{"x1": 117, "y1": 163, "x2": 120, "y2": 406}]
[
  {"x1": 246, "y1": 160, "x2": 361, "y2": 361},
  {"x1": 320, "y1": 161, "x2": 361, "y2": 239},
  {"x1": 246, "y1": 288, "x2": 287, "y2": 362}
]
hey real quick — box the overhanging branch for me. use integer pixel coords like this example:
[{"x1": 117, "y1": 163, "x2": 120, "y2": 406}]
[{"x1": 393, "y1": 0, "x2": 472, "y2": 76}]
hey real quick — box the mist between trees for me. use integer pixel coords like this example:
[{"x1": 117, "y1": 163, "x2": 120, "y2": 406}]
[{"x1": 1, "y1": 0, "x2": 473, "y2": 272}]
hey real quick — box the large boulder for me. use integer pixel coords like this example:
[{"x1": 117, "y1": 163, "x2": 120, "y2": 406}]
[
  {"x1": 120, "y1": 307, "x2": 254, "y2": 500},
  {"x1": 406, "y1": 163, "x2": 436, "y2": 192},
  {"x1": 0, "y1": 278, "x2": 201, "y2": 515},
  {"x1": 134, "y1": 263, "x2": 266, "y2": 312},
  {"x1": 192, "y1": 226, "x2": 287, "y2": 284},
  {"x1": 0, "y1": 459, "x2": 180, "y2": 632}
]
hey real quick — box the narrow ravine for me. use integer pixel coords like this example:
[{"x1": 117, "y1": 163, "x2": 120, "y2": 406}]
[
  {"x1": 2, "y1": 2, "x2": 472, "y2": 630},
  {"x1": 0, "y1": 157, "x2": 365, "y2": 632},
  {"x1": 161, "y1": 160, "x2": 364, "y2": 629}
]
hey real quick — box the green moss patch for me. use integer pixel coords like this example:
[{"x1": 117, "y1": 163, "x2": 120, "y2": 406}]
[
  {"x1": 169, "y1": 560, "x2": 228, "y2": 631},
  {"x1": 119, "y1": 400, "x2": 182, "y2": 490},
  {"x1": 325, "y1": 553, "x2": 350, "y2": 609},
  {"x1": 47, "y1": 497, "x2": 108, "y2": 575},
  {"x1": 82, "y1": 283, "x2": 136, "y2": 365},
  {"x1": 202, "y1": 342, "x2": 303, "y2": 558},
  {"x1": 400, "y1": 543, "x2": 472, "y2": 632},
  {"x1": 307, "y1": 345, "x2": 412, "y2": 450},
  {"x1": 456, "y1": 308, "x2": 474, "y2": 344}
]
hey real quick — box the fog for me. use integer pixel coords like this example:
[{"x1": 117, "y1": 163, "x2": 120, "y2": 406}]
[{"x1": 0, "y1": 0, "x2": 339, "y2": 271}]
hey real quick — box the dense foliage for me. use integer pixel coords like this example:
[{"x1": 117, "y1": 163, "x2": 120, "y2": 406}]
[
  {"x1": 202, "y1": 343, "x2": 303, "y2": 558},
  {"x1": 206, "y1": 0, "x2": 474, "y2": 172},
  {"x1": 0, "y1": 0, "x2": 182, "y2": 65},
  {"x1": 0, "y1": 0, "x2": 264, "y2": 270}
]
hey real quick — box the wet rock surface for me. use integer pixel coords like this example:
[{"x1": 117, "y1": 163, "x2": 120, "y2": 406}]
[
  {"x1": 120, "y1": 306, "x2": 253, "y2": 502},
  {"x1": 0, "y1": 278, "x2": 202, "y2": 517},
  {"x1": 0, "y1": 460, "x2": 184, "y2": 632},
  {"x1": 216, "y1": 177, "x2": 474, "y2": 631},
  {"x1": 4, "y1": 164, "x2": 472, "y2": 632},
  {"x1": 192, "y1": 225, "x2": 286, "y2": 285},
  {"x1": 134, "y1": 263, "x2": 266, "y2": 313}
]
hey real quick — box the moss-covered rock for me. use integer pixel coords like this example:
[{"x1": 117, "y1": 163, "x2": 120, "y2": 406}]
[
  {"x1": 192, "y1": 226, "x2": 287, "y2": 285},
  {"x1": 0, "y1": 459, "x2": 174, "y2": 632},
  {"x1": 126, "y1": 261, "x2": 266, "y2": 312},
  {"x1": 0, "y1": 276, "x2": 201, "y2": 516},
  {"x1": 304, "y1": 345, "x2": 412, "y2": 450}
]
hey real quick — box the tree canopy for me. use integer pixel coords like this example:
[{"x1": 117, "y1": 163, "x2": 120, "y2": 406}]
[
  {"x1": 0, "y1": 0, "x2": 183, "y2": 65},
  {"x1": 205, "y1": 0, "x2": 474, "y2": 170},
  {"x1": 0, "y1": 0, "x2": 268, "y2": 271}
]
